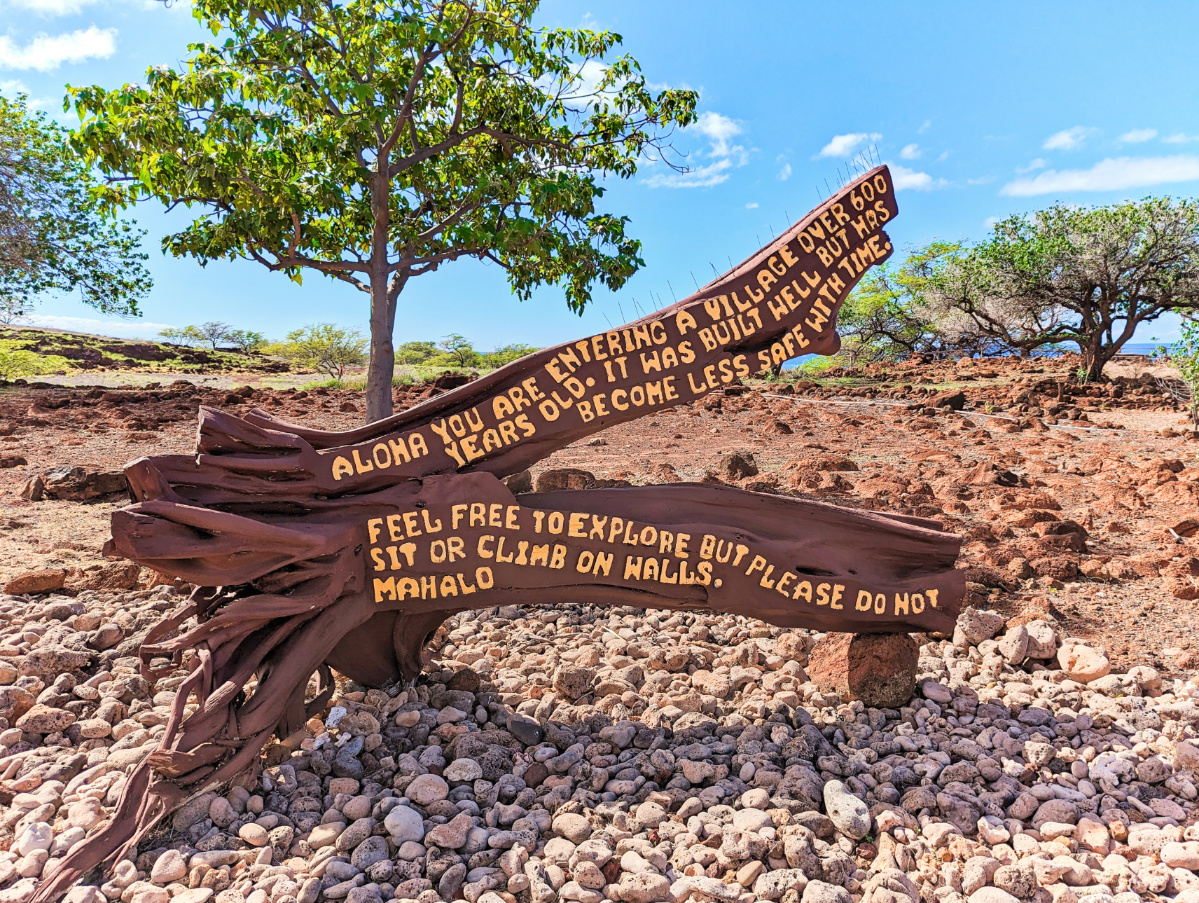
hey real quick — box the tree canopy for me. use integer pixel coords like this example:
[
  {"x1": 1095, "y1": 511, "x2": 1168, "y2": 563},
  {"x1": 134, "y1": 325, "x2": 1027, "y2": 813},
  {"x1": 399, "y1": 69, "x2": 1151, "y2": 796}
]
[
  {"x1": 68, "y1": 0, "x2": 698, "y2": 421},
  {"x1": 0, "y1": 92, "x2": 150, "y2": 322},
  {"x1": 925, "y1": 197, "x2": 1199, "y2": 379},
  {"x1": 282, "y1": 323, "x2": 367, "y2": 380},
  {"x1": 839, "y1": 243, "x2": 984, "y2": 364}
]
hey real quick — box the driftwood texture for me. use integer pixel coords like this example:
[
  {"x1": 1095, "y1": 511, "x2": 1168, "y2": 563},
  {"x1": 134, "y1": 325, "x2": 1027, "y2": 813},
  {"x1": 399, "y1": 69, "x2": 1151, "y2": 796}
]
[{"x1": 33, "y1": 166, "x2": 966, "y2": 901}]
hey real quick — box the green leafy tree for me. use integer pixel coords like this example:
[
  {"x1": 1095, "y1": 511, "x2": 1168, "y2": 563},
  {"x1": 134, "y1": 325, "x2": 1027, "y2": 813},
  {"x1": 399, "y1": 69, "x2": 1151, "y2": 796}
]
[
  {"x1": 925, "y1": 198, "x2": 1199, "y2": 380},
  {"x1": 839, "y1": 243, "x2": 979, "y2": 364},
  {"x1": 1164, "y1": 317, "x2": 1199, "y2": 430},
  {"x1": 283, "y1": 323, "x2": 367, "y2": 381},
  {"x1": 437, "y1": 332, "x2": 479, "y2": 367},
  {"x1": 480, "y1": 342, "x2": 538, "y2": 367},
  {"x1": 0, "y1": 92, "x2": 150, "y2": 321},
  {"x1": 227, "y1": 328, "x2": 266, "y2": 354},
  {"x1": 160, "y1": 325, "x2": 208, "y2": 347},
  {"x1": 68, "y1": 0, "x2": 698, "y2": 422},
  {"x1": 396, "y1": 340, "x2": 438, "y2": 365}
]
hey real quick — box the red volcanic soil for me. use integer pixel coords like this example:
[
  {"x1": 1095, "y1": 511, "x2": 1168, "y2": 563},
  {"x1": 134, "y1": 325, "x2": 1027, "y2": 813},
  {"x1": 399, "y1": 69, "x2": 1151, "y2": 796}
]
[{"x1": 2, "y1": 353, "x2": 1197, "y2": 674}]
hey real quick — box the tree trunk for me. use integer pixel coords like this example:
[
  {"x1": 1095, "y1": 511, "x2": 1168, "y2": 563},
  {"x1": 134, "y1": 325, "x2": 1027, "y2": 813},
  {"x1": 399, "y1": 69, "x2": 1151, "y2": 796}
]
[
  {"x1": 365, "y1": 274, "x2": 396, "y2": 423},
  {"x1": 1086, "y1": 342, "x2": 1110, "y2": 382}
]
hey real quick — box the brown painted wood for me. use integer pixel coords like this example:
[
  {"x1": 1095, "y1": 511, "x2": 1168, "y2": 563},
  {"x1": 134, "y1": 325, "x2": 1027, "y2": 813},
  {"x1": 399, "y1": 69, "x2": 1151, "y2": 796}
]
[{"x1": 33, "y1": 166, "x2": 965, "y2": 902}]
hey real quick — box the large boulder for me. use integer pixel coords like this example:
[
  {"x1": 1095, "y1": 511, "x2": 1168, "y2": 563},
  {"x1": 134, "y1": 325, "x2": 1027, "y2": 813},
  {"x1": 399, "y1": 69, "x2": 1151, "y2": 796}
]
[
  {"x1": 719, "y1": 452, "x2": 759, "y2": 480},
  {"x1": 1057, "y1": 641, "x2": 1110, "y2": 683},
  {"x1": 24, "y1": 466, "x2": 127, "y2": 502},
  {"x1": 3, "y1": 569, "x2": 66, "y2": 596},
  {"x1": 809, "y1": 633, "x2": 919, "y2": 708},
  {"x1": 928, "y1": 389, "x2": 967, "y2": 410}
]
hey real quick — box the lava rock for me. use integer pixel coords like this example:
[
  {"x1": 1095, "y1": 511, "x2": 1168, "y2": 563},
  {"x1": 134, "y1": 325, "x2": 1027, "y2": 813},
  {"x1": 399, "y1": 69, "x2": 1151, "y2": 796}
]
[{"x1": 808, "y1": 633, "x2": 918, "y2": 707}]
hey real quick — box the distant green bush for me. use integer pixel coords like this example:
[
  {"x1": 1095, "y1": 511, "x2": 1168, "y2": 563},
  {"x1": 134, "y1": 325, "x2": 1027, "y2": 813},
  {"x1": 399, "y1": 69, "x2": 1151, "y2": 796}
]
[
  {"x1": 0, "y1": 340, "x2": 72, "y2": 380},
  {"x1": 396, "y1": 341, "x2": 438, "y2": 365},
  {"x1": 481, "y1": 343, "x2": 538, "y2": 368}
]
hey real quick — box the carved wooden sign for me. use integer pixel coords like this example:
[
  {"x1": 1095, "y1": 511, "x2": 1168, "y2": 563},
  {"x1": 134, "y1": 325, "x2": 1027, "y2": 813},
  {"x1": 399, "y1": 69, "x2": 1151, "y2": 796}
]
[{"x1": 35, "y1": 166, "x2": 965, "y2": 901}]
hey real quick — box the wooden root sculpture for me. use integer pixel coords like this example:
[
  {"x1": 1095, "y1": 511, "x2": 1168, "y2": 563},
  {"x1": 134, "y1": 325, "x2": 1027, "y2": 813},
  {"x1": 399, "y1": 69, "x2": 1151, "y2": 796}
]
[{"x1": 34, "y1": 166, "x2": 965, "y2": 901}]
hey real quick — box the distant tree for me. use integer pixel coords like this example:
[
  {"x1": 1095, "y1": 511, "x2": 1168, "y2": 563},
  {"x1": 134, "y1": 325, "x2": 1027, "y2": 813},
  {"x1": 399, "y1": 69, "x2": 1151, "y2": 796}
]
[
  {"x1": 925, "y1": 198, "x2": 1199, "y2": 380},
  {"x1": 839, "y1": 243, "x2": 980, "y2": 364},
  {"x1": 437, "y1": 333, "x2": 479, "y2": 368},
  {"x1": 0, "y1": 92, "x2": 150, "y2": 321},
  {"x1": 1162, "y1": 317, "x2": 1199, "y2": 431},
  {"x1": 283, "y1": 323, "x2": 367, "y2": 381},
  {"x1": 180, "y1": 325, "x2": 205, "y2": 347},
  {"x1": 67, "y1": 0, "x2": 698, "y2": 422},
  {"x1": 196, "y1": 321, "x2": 232, "y2": 350},
  {"x1": 0, "y1": 295, "x2": 29, "y2": 325},
  {"x1": 158, "y1": 327, "x2": 187, "y2": 346},
  {"x1": 396, "y1": 340, "x2": 438, "y2": 366},
  {"x1": 226, "y1": 329, "x2": 266, "y2": 354},
  {"x1": 480, "y1": 342, "x2": 538, "y2": 368}
]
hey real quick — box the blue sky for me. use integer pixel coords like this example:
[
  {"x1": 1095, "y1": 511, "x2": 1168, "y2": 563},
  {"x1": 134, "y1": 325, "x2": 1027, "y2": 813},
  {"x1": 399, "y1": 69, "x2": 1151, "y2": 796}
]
[{"x1": 3, "y1": 0, "x2": 1199, "y2": 347}]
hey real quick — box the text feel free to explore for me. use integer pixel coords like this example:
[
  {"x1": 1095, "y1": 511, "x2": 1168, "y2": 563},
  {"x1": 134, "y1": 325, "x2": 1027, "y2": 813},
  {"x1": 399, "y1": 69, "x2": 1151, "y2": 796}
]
[
  {"x1": 328, "y1": 173, "x2": 896, "y2": 480},
  {"x1": 364, "y1": 501, "x2": 942, "y2": 620}
]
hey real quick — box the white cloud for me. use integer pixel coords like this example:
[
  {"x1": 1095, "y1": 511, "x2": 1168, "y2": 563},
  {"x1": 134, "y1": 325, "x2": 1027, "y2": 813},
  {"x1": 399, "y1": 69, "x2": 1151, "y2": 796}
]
[
  {"x1": 983, "y1": 216, "x2": 1002, "y2": 230},
  {"x1": 644, "y1": 111, "x2": 748, "y2": 189},
  {"x1": 745, "y1": 202, "x2": 759, "y2": 209},
  {"x1": 0, "y1": 26, "x2": 116, "y2": 71},
  {"x1": 817, "y1": 132, "x2": 880, "y2": 158},
  {"x1": 918, "y1": 119, "x2": 931, "y2": 134},
  {"x1": 24, "y1": 314, "x2": 175, "y2": 339},
  {"x1": 0, "y1": 0, "x2": 100, "y2": 14},
  {"x1": 1043, "y1": 126, "x2": 1097, "y2": 151},
  {"x1": 1016, "y1": 158, "x2": 1047, "y2": 173},
  {"x1": 694, "y1": 111, "x2": 744, "y2": 156},
  {"x1": 899, "y1": 143, "x2": 921, "y2": 160},
  {"x1": 937, "y1": 150, "x2": 951, "y2": 162},
  {"x1": 887, "y1": 162, "x2": 948, "y2": 191},
  {"x1": 1001, "y1": 155, "x2": 1199, "y2": 196},
  {"x1": 777, "y1": 162, "x2": 791, "y2": 181},
  {"x1": 0, "y1": 78, "x2": 28, "y2": 94},
  {"x1": 1119, "y1": 128, "x2": 1158, "y2": 143},
  {"x1": 1165, "y1": 133, "x2": 1199, "y2": 144}
]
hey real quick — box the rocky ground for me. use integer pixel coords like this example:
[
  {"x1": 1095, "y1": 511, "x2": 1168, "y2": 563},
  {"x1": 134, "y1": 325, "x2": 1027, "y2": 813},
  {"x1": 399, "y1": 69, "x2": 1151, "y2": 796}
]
[{"x1": 0, "y1": 353, "x2": 1198, "y2": 903}]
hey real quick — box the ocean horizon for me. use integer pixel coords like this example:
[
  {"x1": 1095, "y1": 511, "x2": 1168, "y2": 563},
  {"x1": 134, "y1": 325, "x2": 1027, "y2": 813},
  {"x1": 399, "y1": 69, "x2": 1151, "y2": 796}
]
[{"x1": 782, "y1": 341, "x2": 1168, "y2": 370}]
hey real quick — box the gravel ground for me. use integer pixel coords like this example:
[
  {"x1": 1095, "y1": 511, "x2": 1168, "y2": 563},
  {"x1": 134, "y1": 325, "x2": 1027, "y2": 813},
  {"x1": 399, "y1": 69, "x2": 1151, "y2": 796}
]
[{"x1": 1, "y1": 593, "x2": 1199, "y2": 903}]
